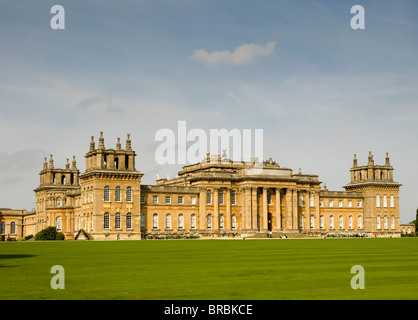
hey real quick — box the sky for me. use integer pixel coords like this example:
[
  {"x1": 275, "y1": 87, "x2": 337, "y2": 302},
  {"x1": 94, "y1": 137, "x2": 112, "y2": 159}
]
[{"x1": 0, "y1": 0, "x2": 417, "y2": 223}]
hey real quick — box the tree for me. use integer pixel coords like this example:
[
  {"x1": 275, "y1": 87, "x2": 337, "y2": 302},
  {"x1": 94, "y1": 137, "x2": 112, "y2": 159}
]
[{"x1": 35, "y1": 226, "x2": 58, "y2": 241}]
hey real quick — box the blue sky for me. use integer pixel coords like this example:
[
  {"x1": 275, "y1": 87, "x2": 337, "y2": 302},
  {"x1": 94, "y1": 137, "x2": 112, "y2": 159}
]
[{"x1": 0, "y1": 0, "x2": 417, "y2": 223}]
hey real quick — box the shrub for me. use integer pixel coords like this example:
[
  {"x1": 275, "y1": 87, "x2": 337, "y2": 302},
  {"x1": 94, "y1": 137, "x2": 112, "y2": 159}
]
[
  {"x1": 55, "y1": 232, "x2": 65, "y2": 240},
  {"x1": 24, "y1": 235, "x2": 34, "y2": 241},
  {"x1": 35, "y1": 226, "x2": 58, "y2": 241}
]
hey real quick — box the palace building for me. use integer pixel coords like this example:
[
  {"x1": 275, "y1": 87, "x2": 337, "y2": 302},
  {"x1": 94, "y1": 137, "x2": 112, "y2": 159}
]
[{"x1": 0, "y1": 133, "x2": 403, "y2": 240}]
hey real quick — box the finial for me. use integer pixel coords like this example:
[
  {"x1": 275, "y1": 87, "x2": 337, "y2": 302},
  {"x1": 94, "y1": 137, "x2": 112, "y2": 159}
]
[
  {"x1": 353, "y1": 154, "x2": 358, "y2": 167},
  {"x1": 126, "y1": 133, "x2": 132, "y2": 151},
  {"x1": 71, "y1": 156, "x2": 77, "y2": 170},
  {"x1": 116, "y1": 137, "x2": 121, "y2": 150},
  {"x1": 368, "y1": 151, "x2": 374, "y2": 166},
  {"x1": 385, "y1": 152, "x2": 390, "y2": 166},
  {"x1": 66, "y1": 158, "x2": 70, "y2": 169},
  {"x1": 90, "y1": 136, "x2": 95, "y2": 152},
  {"x1": 98, "y1": 132, "x2": 105, "y2": 149},
  {"x1": 49, "y1": 154, "x2": 54, "y2": 169},
  {"x1": 43, "y1": 157, "x2": 48, "y2": 169},
  {"x1": 156, "y1": 174, "x2": 160, "y2": 180}
]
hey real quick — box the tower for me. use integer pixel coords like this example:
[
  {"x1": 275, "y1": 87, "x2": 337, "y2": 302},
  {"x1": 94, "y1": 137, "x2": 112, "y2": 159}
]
[
  {"x1": 344, "y1": 152, "x2": 402, "y2": 235},
  {"x1": 78, "y1": 132, "x2": 143, "y2": 239}
]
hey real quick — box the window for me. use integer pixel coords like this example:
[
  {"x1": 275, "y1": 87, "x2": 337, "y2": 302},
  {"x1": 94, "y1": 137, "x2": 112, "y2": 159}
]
[
  {"x1": 320, "y1": 216, "x2": 324, "y2": 229},
  {"x1": 126, "y1": 187, "x2": 132, "y2": 202},
  {"x1": 338, "y1": 200, "x2": 343, "y2": 208},
  {"x1": 377, "y1": 216, "x2": 381, "y2": 229},
  {"x1": 178, "y1": 196, "x2": 183, "y2": 204},
  {"x1": 384, "y1": 215, "x2": 388, "y2": 229},
  {"x1": 310, "y1": 215, "x2": 314, "y2": 229},
  {"x1": 357, "y1": 201, "x2": 362, "y2": 208},
  {"x1": 140, "y1": 213, "x2": 145, "y2": 229},
  {"x1": 57, "y1": 197, "x2": 62, "y2": 207},
  {"x1": 115, "y1": 212, "x2": 121, "y2": 229},
  {"x1": 231, "y1": 191, "x2": 236, "y2": 205},
  {"x1": 219, "y1": 214, "x2": 224, "y2": 229},
  {"x1": 56, "y1": 217, "x2": 62, "y2": 232},
  {"x1": 339, "y1": 215, "x2": 343, "y2": 229},
  {"x1": 104, "y1": 212, "x2": 110, "y2": 229},
  {"x1": 165, "y1": 196, "x2": 171, "y2": 204},
  {"x1": 310, "y1": 193, "x2": 314, "y2": 207},
  {"x1": 267, "y1": 191, "x2": 272, "y2": 205},
  {"x1": 1, "y1": 222, "x2": 5, "y2": 235},
  {"x1": 191, "y1": 196, "x2": 197, "y2": 205},
  {"x1": 153, "y1": 195, "x2": 158, "y2": 204},
  {"x1": 104, "y1": 186, "x2": 110, "y2": 202},
  {"x1": 207, "y1": 214, "x2": 212, "y2": 229},
  {"x1": 191, "y1": 214, "x2": 196, "y2": 229},
  {"x1": 349, "y1": 215, "x2": 353, "y2": 229},
  {"x1": 383, "y1": 194, "x2": 387, "y2": 208},
  {"x1": 231, "y1": 215, "x2": 237, "y2": 229},
  {"x1": 358, "y1": 215, "x2": 362, "y2": 229},
  {"x1": 329, "y1": 200, "x2": 334, "y2": 207},
  {"x1": 348, "y1": 200, "x2": 352, "y2": 208},
  {"x1": 10, "y1": 222, "x2": 16, "y2": 235},
  {"x1": 140, "y1": 195, "x2": 145, "y2": 204},
  {"x1": 153, "y1": 213, "x2": 158, "y2": 229},
  {"x1": 298, "y1": 192, "x2": 303, "y2": 207},
  {"x1": 126, "y1": 213, "x2": 132, "y2": 229},
  {"x1": 207, "y1": 190, "x2": 212, "y2": 204},
  {"x1": 178, "y1": 214, "x2": 184, "y2": 229},
  {"x1": 391, "y1": 216, "x2": 395, "y2": 229},
  {"x1": 330, "y1": 215, "x2": 334, "y2": 229},
  {"x1": 219, "y1": 190, "x2": 224, "y2": 205},
  {"x1": 319, "y1": 200, "x2": 324, "y2": 207},
  {"x1": 390, "y1": 195, "x2": 394, "y2": 208},
  {"x1": 299, "y1": 215, "x2": 303, "y2": 229},
  {"x1": 115, "y1": 187, "x2": 121, "y2": 202},
  {"x1": 376, "y1": 194, "x2": 380, "y2": 207},
  {"x1": 166, "y1": 214, "x2": 171, "y2": 229}
]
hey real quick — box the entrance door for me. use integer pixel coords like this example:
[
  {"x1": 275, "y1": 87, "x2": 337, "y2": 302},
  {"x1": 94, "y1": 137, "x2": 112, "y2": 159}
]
[{"x1": 268, "y1": 213, "x2": 273, "y2": 231}]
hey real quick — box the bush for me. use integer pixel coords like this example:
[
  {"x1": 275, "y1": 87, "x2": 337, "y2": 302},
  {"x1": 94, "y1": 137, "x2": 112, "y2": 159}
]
[
  {"x1": 1, "y1": 235, "x2": 5, "y2": 242},
  {"x1": 35, "y1": 226, "x2": 58, "y2": 241},
  {"x1": 24, "y1": 235, "x2": 34, "y2": 241},
  {"x1": 55, "y1": 232, "x2": 65, "y2": 240}
]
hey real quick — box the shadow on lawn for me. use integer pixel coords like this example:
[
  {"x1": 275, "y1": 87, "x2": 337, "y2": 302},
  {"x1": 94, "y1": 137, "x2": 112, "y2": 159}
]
[{"x1": 0, "y1": 254, "x2": 37, "y2": 268}]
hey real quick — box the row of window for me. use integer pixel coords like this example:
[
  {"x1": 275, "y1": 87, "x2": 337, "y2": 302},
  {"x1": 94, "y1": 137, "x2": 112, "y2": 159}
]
[
  {"x1": 104, "y1": 186, "x2": 132, "y2": 202},
  {"x1": 0, "y1": 222, "x2": 16, "y2": 235},
  {"x1": 376, "y1": 215, "x2": 396, "y2": 230},
  {"x1": 376, "y1": 194, "x2": 395, "y2": 208},
  {"x1": 104, "y1": 212, "x2": 133, "y2": 229},
  {"x1": 320, "y1": 199, "x2": 362, "y2": 208},
  {"x1": 151, "y1": 213, "x2": 237, "y2": 230}
]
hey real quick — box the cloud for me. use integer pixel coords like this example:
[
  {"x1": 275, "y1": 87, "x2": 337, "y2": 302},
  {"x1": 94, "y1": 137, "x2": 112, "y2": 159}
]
[{"x1": 190, "y1": 41, "x2": 276, "y2": 65}]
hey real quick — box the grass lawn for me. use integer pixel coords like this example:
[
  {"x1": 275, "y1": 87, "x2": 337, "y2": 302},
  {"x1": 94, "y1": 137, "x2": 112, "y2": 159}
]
[{"x1": 0, "y1": 238, "x2": 417, "y2": 300}]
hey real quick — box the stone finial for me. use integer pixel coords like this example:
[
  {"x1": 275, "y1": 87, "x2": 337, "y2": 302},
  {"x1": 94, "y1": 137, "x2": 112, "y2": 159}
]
[
  {"x1": 98, "y1": 132, "x2": 105, "y2": 149},
  {"x1": 71, "y1": 156, "x2": 77, "y2": 170},
  {"x1": 66, "y1": 158, "x2": 70, "y2": 169},
  {"x1": 368, "y1": 151, "x2": 374, "y2": 166},
  {"x1": 156, "y1": 174, "x2": 160, "y2": 180},
  {"x1": 126, "y1": 134, "x2": 132, "y2": 151},
  {"x1": 298, "y1": 168, "x2": 302, "y2": 174},
  {"x1": 385, "y1": 152, "x2": 390, "y2": 166},
  {"x1": 49, "y1": 154, "x2": 54, "y2": 169},
  {"x1": 90, "y1": 136, "x2": 95, "y2": 152},
  {"x1": 353, "y1": 154, "x2": 358, "y2": 167},
  {"x1": 43, "y1": 157, "x2": 48, "y2": 170},
  {"x1": 116, "y1": 137, "x2": 121, "y2": 150}
]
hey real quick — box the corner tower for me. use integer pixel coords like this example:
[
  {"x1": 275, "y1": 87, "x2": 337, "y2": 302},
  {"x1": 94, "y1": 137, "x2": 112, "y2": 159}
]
[
  {"x1": 79, "y1": 132, "x2": 143, "y2": 240},
  {"x1": 344, "y1": 152, "x2": 402, "y2": 235}
]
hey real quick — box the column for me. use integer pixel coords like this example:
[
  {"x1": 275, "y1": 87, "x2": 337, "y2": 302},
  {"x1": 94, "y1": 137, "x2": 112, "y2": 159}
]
[
  {"x1": 292, "y1": 189, "x2": 298, "y2": 230},
  {"x1": 262, "y1": 188, "x2": 268, "y2": 231},
  {"x1": 199, "y1": 187, "x2": 206, "y2": 231},
  {"x1": 225, "y1": 188, "x2": 231, "y2": 230},
  {"x1": 251, "y1": 187, "x2": 258, "y2": 231},
  {"x1": 240, "y1": 187, "x2": 246, "y2": 230},
  {"x1": 245, "y1": 187, "x2": 252, "y2": 230},
  {"x1": 285, "y1": 189, "x2": 292, "y2": 230},
  {"x1": 213, "y1": 187, "x2": 219, "y2": 230},
  {"x1": 275, "y1": 188, "x2": 281, "y2": 230},
  {"x1": 305, "y1": 190, "x2": 310, "y2": 231}
]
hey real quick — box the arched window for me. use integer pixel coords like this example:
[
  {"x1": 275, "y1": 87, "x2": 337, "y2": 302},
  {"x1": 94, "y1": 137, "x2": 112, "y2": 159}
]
[
  {"x1": 126, "y1": 213, "x2": 132, "y2": 229},
  {"x1": 358, "y1": 215, "x2": 362, "y2": 229},
  {"x1": 231, "y1": 214, "x2": 237, "y2": 229},
  {"x1": 10, "y1": 222, "x2": 16, "y2": 235},
  {"x1": 207, "y1": 190, "x2": 212, "y2": 204},
  {"x1": 384, "y1": 215, "x2": 388, "y2": 229},
  {"x1": 104, "y1": 212, "x2": 110, "y2": 229},
  {"x1": 391, "y1": 216, "x2": 395, "y2": 229},
  {"x1": 166, "y1": 214, "x2": 171, "y2": 229},
  {"x1": 349, "y1": 215, "x2": 353, "y2": 229},
  {"x1": 219, "y1": 190, "x2": 224, "y2": 205},
  {"x1": 383, "y1": 195, "x2": 387, "y2": 208},
  {"x1": 390, "y1": 195, "x2": 394, "y2": 208},
  {"x1": 0, "y1": 222, "x2": 5, "y2": 234},
  {"x1": 61, "y1": 175, "x2": 66, "y2": 185},
  {"x1": 57, "y1": 197, "x2": 62, "y2": 207},
  {"x1": 191, "y1": 214, "x2": 196, "y2": 229},
  {"x1": 330, "y1": 215, "x2": 334, "y2": 229},
  {"x1": 376, "y1": 194, "x2": 380, "y2": 207},
  {"x1": 377, "y1": 216, "x2": 381, "y2": 229},
  {"x1": 178, "y1": 214, "x2": 184, "y2": 229},
  {"x1": 339, "y1": 215, "x2": 343, "y2": 229},
  {"x1": 219, "y1": 214, "x2": 224, "y2": 229},
  {"x1": 320, "y1": 215, "x2": 324, "y2": 229},
  {"x1": 56, "y1": 216, "x2": 62, "y2": 232},
  {"x1": 153, "y1": 213, "x2": 158, "y2": 229},
  {"x1": 207, "y1": 214, "x2": 212, "y2": 229},
  {"x1": 115, "y1": 212, "x2": 121, "y2": 229},
  {"x1": 115, "y1": 186, "x2": 121, "y2": 202},
  {"x1": 126, "y1": 187, "x2": 132, "y2": 202},
  {"x1": 104, "y1": 186, "x2": 110, "y2": 202}
]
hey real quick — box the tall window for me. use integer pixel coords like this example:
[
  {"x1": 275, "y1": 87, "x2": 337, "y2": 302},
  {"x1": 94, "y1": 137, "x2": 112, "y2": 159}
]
[
  {"x1": 231, "y1": 191, "x2": 236, "y2": 205},
  {"x1": 339, "y1": 215, "x2": 343, "y2": 229},
  {"x1": 166, "y1": 214, "x2": 171, "y2": 229},
  {"x1": 377, "y1": 216, "x2": 381, "y2": 229},
  {"x1": 153, "y1": 213, "x2": 158, "y2": 229},
  {"x1": 56, "y1": 216, "x2": 62, "y2": 232},
  {"x1": 358, "y1": 215, "x2": 362, "y2": 229},
  {"x1": 310, "y1": 215, "x2": 314, "y2": 229},
  {"x1": 383, "y1": 194, "x2": 387, "y2": 208},
  {"x1": 219, "y1": 214, "x2": 224, "y2": 229},
  {"x1": 178, "y1": 214, "x2": 184, "y2": 229},
  {"x1": 390, "y1": 195, "x2": 394, "y2": 208},
  {"x1": 391, "y1": 216, "x2": 395, "y2": 229},
  {"x1": 207, "y1": 214, "x2": 212, "y2": 229},
  {"x1": 104, "y1": 212, "x2": 110, "y2": 229},
  {"x1": 267, "y1": 191, "x2": 272, "y2": 205},
  {"x1": 178, "y1": 196, "x2": 183, "y2": 204},
  {"x1": 153, "y1": 195, "x2": 158, "y2": 204},
  {"x1": 320, "y1": 215, "x2": 324, "y2": 229},
  {"x1": 115, "y1": 212, "x2": 121, "y2": 229},
  {"x1": 219, "y1": 190, "x2": 224, "y2": 205},
  {"x1": 104, "y1": 186, "x2": 110, "y2": 202},
  {"x1": 10, "y1": 222, "x2": 16, "y2": 235},
  {"x1": 191, "y1": 196, "x2": 197, "y2": 205},
  {"x1": 140, "y1": 195, "x2": 145, "y2": 204},
  {"x1": 310, "y1": 193, "x2": 314, "y2": 207},
  {"x1": 376, "y1": 194, "x2": 380, "y2": 207},
  {"x1": 0, "y1": 222, "x2": 5, "y2": 234},
  {"x1": 126, "y1": 213, "x2": 132, "y2": 229},
  {"x1": 231, "y1": 215, "x2": 237, "y2": 229},
  {"x1": 207, "y1": 190, "x2": 212, "y2": 204},
  {"x1": 348, "y1": 200, "x2": 352, "y2": 208},
  {"x1": 57, "y1": 197, "x2": 62, "y2": 207},
  {"x1": 349, "y1": 215, "x2": 353, "y2": 229},
  {"x1": 338, "y1": 200, "x2": 343, "y2": 208},
  {"x1": 126, "y1": 187, "x2": 132, "y2": 202},
  {"x1": 298, "y1": 192, "x2": 303, "y2": 207},
  {"x1": 140, "y1": 213, "x2": 145, "y2": 229},
  {"x1": 115, "y1": 186, "x2": 121, "y2": 202},
  {"x1": 384, "y1": 215, "x2": 388, "y2": 229},
  {"x1": 330, "y1": 215, "x2": 334, "y2": 229},
  {"x1": 191, "y1": 214, "x2": 196, "y2": 229},
  {"x1": 165, "y1": 196, "x2": 171, "y2": 204}
]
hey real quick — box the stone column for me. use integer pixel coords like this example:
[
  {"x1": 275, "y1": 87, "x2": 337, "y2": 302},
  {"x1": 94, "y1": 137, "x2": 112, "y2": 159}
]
[
  {"x1": 305, "y1": 190, "x2": 310, "y2": 231},
  {"x1": 244, "y1": 187, "x2": 252, "y2": 230},
  {"x1": 275, "y1": 188, "x2": 281, "y2": 230},
  {"x1": 262, "y1": 188, "x2": 268, "y2": 231},
  {"x1": 213, "y1": 187, "x2": 219, "y2": 231},
  {"x1": 240, "y1": 187, "x2": 246, "y2": 231},
  {"x1": 251, "y1": 187, "x2": 258, "y2": 231},
  {"x1": 292, "y1": 189, "x2": 298, "y2": 230},
  {"x1": 225, "y1": 188, "x2": 231, "y2": 230},
  {"x1": 199, "y1": 187, "x2": 206, "y2": 231}
]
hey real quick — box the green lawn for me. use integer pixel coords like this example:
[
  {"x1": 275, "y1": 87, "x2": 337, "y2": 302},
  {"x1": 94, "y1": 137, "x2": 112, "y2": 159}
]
[{"x1": 1, "y1": 238, "x2": 417, "y2": 300}]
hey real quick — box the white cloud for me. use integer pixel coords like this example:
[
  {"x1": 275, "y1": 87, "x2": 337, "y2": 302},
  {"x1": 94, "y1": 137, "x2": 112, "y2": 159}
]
[{"x1": 190, "y1": 41, "x2": 276, "y2": 65}]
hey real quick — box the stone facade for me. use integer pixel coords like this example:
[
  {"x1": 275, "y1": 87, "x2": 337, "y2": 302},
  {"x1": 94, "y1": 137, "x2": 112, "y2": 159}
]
[{"x1": 0, "y1": 133, "x2": 403, "y2": 240}]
